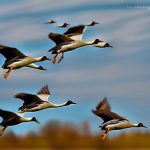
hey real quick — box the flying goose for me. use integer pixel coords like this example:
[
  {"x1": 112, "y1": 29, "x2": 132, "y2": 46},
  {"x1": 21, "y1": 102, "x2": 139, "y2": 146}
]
[
  {"x1": 0, "y1": 45, "x2": 50, "y2": 79},
  {"x1": 44, "y1": 20, "x2": 56, "y2": 24},
  {"x1": 58, "y1": 22, "x2": 70, "y2": 28},
  {"x1": 64, "y1": 25, "x2": 112, "y2": 48},
  {"x1": 92, "y1": 97, "x2": 146, "y2": 140},
  {"x1": 48, "y1": 32, "x2": 101, "y2": 64},
  {"x1": 87, "y1": 21, "x2": 99, "y2": 26},
  {"x1": 14, "y1": 85, "x2": 76, "y2": 112},
  {"x1": 0, "y1": 109, "x2": 40, "y2": 136}
]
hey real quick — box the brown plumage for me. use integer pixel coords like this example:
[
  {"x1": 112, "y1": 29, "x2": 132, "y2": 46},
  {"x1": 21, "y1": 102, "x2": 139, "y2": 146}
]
[
  {"x1": 92, "y1": 97, "x2": 127, "y2": 123},
  {"x1": 37, "y1": 85, "x2": 50, "y2": 95}
]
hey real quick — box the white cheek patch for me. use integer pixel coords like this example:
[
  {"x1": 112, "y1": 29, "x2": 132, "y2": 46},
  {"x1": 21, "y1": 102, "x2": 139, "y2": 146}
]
[{"x1": 94, "y1": 41, "x2": 106, "y2": 48}]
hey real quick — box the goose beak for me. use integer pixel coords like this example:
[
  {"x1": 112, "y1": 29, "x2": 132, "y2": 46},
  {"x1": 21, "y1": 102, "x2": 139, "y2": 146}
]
[
  {"x1": 143, "y1": 125, "x2": 147, "y2": 128},
  {"x1": 72, "y1": 102, "x2": 77, "y2": 104},
  {"x1": 109, "y1": 45, "x2": 113, "y2": 48}
]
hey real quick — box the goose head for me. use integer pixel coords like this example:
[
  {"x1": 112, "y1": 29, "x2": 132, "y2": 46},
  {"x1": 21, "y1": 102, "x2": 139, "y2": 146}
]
[
  {"x1": 137, "y1": 123, "x2": 147, "y2": 128},
  {"x1": 93, "y1": 39, "x2": 101, "y2": 44},
  {"x1": 31, "y1": 117, "x2": 40, "y2": 124},
  {"x1": 65, "y1": 100, "x2": 77, "y2": 106},
  {"x1": 88, "y1": 21, "x2": 99, "y2": 26},
  {"x1": 41, "y1": 56, "x2": 50, "y2": 61},
  {"x1": 104, "y1": 43, "x2": 113, "y2": 48},
  {"x1": 48, "y1": 20, "x2": 56, "y2": 23},
  {"x1": 63, "y1": 22, "x2": 70, "y2": 27}
]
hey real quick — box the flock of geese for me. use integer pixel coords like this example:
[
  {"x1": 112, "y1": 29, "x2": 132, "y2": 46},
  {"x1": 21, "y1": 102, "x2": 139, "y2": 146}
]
[{"x1": 0, "y1": 20, "x2": 146, "y2": 140}]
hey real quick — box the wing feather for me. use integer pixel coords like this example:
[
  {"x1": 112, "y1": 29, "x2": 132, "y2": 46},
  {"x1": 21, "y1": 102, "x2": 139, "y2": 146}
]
[{"x1": 92, "y1": 97, "x2": 127, "y2": 123}]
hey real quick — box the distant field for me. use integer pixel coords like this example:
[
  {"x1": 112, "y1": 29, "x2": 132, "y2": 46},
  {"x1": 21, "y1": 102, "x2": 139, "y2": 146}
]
[{"x1": 0, "y1": 121, "x2": 149, "y2": 149}]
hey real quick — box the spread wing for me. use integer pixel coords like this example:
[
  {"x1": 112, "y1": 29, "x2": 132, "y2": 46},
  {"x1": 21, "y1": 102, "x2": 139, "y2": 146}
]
[
  {"x1": 92, "y1": 97, "x2": 127, "y2": 123},
  {"x1": 37, "y1": 85, "x2": 50, "y2": 101},
  {"x1": 0, "y1": 45, "x2": 26, "y2": 61},
  {"x1": 48, "y1": 33, "x2": 73, "y2": 45},
  {"x1": 64, "y1": 25, "x2": 86, "y2": 40},
  {"x1": 14, "y1": 93, "x2": 43, "y2": 107},
  {"x1": 0, "y1": 109, "x2": 18, "y2": 121},
  {"x1": 96, "y1": 97, "x2": 111, "y2": 111}
]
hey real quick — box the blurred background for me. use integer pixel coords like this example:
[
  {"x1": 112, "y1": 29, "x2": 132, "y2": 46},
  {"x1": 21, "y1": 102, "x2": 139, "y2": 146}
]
[{"x1": 0, "y1": 0, "x2": 150, "y2": 148}]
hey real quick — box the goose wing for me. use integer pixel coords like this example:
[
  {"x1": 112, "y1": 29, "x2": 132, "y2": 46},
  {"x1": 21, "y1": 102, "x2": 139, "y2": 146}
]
[
  {"x1": 0, "y1": 45, "x2": 26, "y2": 61},
  {"x1": 37, "y1": 85, "x2": 50, "y2": 102},
  {"x1": 0, "y1": 109, "x2": 18, "y2": 121},
  {"x1": 48, "y1": 33, "x2": 73, "y2": 45},
  {"x1": 14, "y1": 93, "x2": 44, "y2": 107},
  {"x1": 92, "y1": 97, "x2": 127, "y2": 122},
  {"x1": 64, "y1": 25, "x2": 86, "y2": 40}
]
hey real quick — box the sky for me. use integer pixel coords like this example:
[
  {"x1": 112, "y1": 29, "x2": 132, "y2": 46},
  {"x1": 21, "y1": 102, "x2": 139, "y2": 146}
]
[{"x1": 0, "y1": 0, "x2": 150, "y2": 136}]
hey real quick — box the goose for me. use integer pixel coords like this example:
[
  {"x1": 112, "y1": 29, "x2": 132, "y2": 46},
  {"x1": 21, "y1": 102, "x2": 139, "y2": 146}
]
[
  {"x1": 87, "y1": 21, "x2": 99, "y2": 26},
  {"x1": 48, "y1": 25, "x2": 112, "y2": 64},
  {"x1": 48, "y1": 32, "x2": 101, "y2": 64},
  {"x1": 44, "y1": 20, "x2": 56, "y2": 24},
  {"x1": 58, "y1": 22, "x2": 70, "y2": 28},
  {"x1": 0, "y1": 45, "x2": 50, "y2": 79},
  {"x1": 0, "y1": 109, "x2": 40, "y2": 136},
  {"x1": 64, "y1": 25, "x2": 113, "y2": 48},
  {"x1": 92, "y1": 97, "x2": 147, "y2": 140},
  {"x1": 14, "y1": 85, "x2": 76, "y2": 112}
]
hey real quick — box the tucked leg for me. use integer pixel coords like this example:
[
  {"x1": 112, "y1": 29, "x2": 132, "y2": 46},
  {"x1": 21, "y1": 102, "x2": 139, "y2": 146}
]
[
  {"x1": 101, "y1": 128, "x2": 110, "y2": 140},
  {"x1": 3, "y1": 67, "x2": 13, "y2": 79},
  {"x1": 58, "y1": 52, "x2": 64, "y2": 64}
]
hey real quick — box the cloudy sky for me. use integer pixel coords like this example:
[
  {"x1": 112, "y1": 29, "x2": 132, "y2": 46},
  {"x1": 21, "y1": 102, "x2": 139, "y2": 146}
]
[{"x1": 0, "y1": 0, "x2": 150, "y2": 136}]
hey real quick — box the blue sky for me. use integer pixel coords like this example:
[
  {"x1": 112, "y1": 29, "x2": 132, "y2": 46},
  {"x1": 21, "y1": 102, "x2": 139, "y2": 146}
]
[{"x1": 0, "y1": 0, "x2": 150, "y2": 136}]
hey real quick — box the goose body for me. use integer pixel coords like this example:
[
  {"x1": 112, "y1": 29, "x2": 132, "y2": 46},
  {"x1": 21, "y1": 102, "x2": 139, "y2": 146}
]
[
  {"x1": 0, "y1": 109, "x2": 39, "y2": 136},
  {"x1": 48, "y1": 25, "x2": 112, "y2": 63},
  {"x1": 5, "y1": 56, "x2": 46, "y2": 69},
  {"x1": 92, "y1": 97, "x2": 146, "y2": 140},
  {"x1": 0, "y1": 45, "x2": 49, "y2": 79},
  {"x1": 45, "y1": 20, "x2": 56, "y2": 24},
  {"x1": 87, "y1": 21, "x2": 99, "y2": 26},
  {"x1": 58, "y1": 22, "x2": 70, "y2": 28},
  {"x1": 15, "y1": 85, "x2": 76, "y2": 112}
]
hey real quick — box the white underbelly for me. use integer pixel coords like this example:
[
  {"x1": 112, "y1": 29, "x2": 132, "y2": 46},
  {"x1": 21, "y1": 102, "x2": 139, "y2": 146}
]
[
  {"x1": 60, "y1": 43, "x2": 83, "y2": 52},
  {"x1": 26, "y1": 103, "x2": 53, "y2": 112},
  {"x1": 106, "y1": 121, "x2": 131, "y2": 130},
  {"x1": 8, "y1": 58, "x2": 34, "y2": 69}
]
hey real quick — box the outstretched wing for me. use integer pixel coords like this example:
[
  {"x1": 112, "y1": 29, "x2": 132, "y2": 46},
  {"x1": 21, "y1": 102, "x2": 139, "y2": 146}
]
[
  {"x1": 48, "y1": 33, "x2": 73, "y2": 45},
  {"x1": 96, "y1": 97, "x2": 111, "y2": 111},
  {"x1": 0, "y1": 109, "x2": 18, "y2": 121},
  {"x1": 37, "y1": 85, "x2": 50, "y2": 101},
  {"x1": 14, "y1": 93, "x2": 43, "y2": 106},
  {"x1": 0, "y1": 45, "x2": 26, "y2": 61},
  {"x1": 64, "y1": 25, "x2": 86, "y2": 40},
  {"x1": 92, "y1": 110, "x2": 127, "y2": 123},
  {"x1": 92, "y1": 97, "x2": 127, "y2": 123}
]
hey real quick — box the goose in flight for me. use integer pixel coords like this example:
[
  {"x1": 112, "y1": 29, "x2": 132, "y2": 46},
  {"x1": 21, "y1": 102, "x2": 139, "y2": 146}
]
[
  {"x1": 14, "y1": 85, "x2": 76, "y2": 112},
  {"x1": 44, "y1": 20, "x2": 56, "y2": 24},
  {"x1": 64, "y1": 25, "x2": 113, "y2": 48},
  {"x1": 0, "y1": 109, "x2": 40, "y2": 136},
  {"x1": 87, "y1": 21, "x2": 99, "y2": 26},
  {"x1": 0, "y1": 45, "x2": 50, "y2": 79},
  {"x1": 92, "y1": 97, "x2": 146, "y2": 140},
  {"x1": 58, "y1": 22, "x2": 70, "y2": 28},
  {"x1": 48, "y1": 25, "x2": 112, "y2": 64}
]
